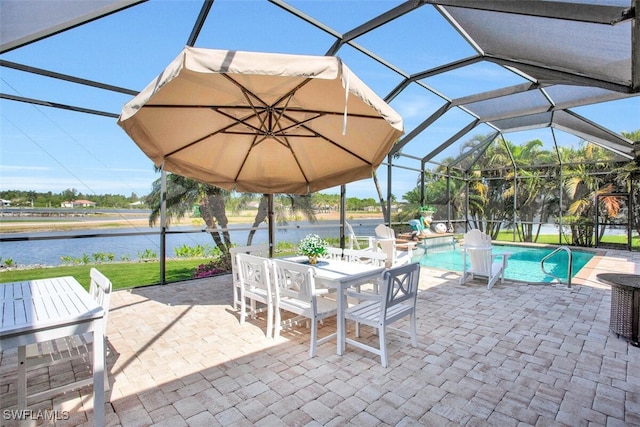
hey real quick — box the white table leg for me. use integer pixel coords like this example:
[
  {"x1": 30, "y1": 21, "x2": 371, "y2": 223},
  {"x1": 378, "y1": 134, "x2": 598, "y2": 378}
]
[
  {"x1": 92, "y1": 319, "x2": 105, "y2": 427},
  {"x1": 337, "y1": 284, "x2": 346, "y2": 355},
  {"x1": 17, "y1": 345, "x2": 27, "y2": 408}
]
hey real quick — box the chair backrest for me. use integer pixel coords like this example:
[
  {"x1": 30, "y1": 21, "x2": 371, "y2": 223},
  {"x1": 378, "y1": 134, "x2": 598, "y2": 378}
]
[
  {"x1": 271, "y1": 258, "x2": 316, "y2": 303},
  {"x1": 323, "y1": 246, "x2": 343, "y2": 260},
  {"x1": 230, "y1": 244, "x2": 270, "y2": 282},
  {"x1": 236, "y1": 253, "x2": 272, "y2": 294},
  {"x1": 463, "y1": 229, "x2": 494, "y2": 275},
  {"x1": 375, "y1": 238, "x2": 397, "y2": 267},
  {"x1": 381, "y1": 262, "x2": 420, "y2": 312},
  {"x1": 345, "y1": 221, "x2": 374, "y2": 250},
  {"x1": 343, "y1": 248, "x2": 387, "y2": 267},
  {"x1": 375, "y1": 224, "x2": 395, "y2": 239},
  {"x1": 464, "y1": 229, "x2": 492, "y2": 248},
  {"x1": 89, "y1": 268, "x2": 112, "y2": 326}
]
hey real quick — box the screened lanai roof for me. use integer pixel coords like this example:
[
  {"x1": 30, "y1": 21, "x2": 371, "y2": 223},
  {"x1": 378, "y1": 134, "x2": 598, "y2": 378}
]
[{"x1": 0, "y1": 0, "x2": 637, "y2": 198}]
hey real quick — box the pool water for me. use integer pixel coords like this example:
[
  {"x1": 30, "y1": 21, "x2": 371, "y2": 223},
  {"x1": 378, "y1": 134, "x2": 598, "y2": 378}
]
[{"x1": 418, "y1": 244, "x2": 595, "y2": 283}]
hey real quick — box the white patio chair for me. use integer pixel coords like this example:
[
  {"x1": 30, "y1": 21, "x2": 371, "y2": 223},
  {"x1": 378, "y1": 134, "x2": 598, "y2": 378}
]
[
  {"x1": 344, "y1": 262, "x2": 421, "y2": 368},
  {"x1": 236, "y1": 253, "x2": 274, "y2": 337},
  {"x1": 345, "y1": 221, "x2": 375, "y2": 251},
  {"x1": 271, "y1": 258, "x2": 337, "y2": 357},
  {"x1": 230, "y1": 244, "x2": 269, "y2": 311},
  {"x1": 459, "y1": 229, "x2": 509, "y2": 289},
  {"x1": 19, "y1": 268, "x2": 113, "y2": 404},
  {"x1": 322, "y1": 246, "x2": 344, "y2": 261},
  {"x1": 374, "y1": 224, "x2": 416, "y2": 268},
  {"x1": 342, "y1": 248, "x2": 387, "y2": 267},
  {"x1": 343, "y1": 248, "x2": 388, "y2": 296}
]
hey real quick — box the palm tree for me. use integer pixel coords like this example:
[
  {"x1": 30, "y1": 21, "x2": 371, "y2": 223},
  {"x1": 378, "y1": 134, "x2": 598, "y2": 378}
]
[
  {"x1": 147, "y1": 171, "x2": 323, "y2": 252},
  {"x1": 618, "y1": 130, "x2": 640, "y2": 236},
  {"x1": 146, "y1": 173, "x2": 233, "y2": 252},
  {"x1": 501, "y1": 139, "x2": 556, "y2": 242},
  {"x1": 242, "y1": 194, "x2": 319, "y2": 246},
  {"x1": 561, "y1": 143, "x2": 623, "y2": 245}
]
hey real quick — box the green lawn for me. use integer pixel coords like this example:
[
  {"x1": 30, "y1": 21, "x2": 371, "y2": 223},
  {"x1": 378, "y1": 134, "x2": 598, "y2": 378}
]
[
  {"x1": 0, "y1": 259, "x2": 212, "y2": 290},
  {"x1": 494, "y1": 231, "x2": 639, "y2": 250}
]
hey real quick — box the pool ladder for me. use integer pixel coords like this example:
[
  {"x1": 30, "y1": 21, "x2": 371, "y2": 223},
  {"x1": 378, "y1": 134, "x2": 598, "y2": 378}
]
[{"x1": 540, "y1": 246, "x2": 573, "y2": 288}]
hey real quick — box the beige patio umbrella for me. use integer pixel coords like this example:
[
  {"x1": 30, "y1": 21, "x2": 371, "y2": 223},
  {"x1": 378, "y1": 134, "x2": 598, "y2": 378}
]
[
  {"x1": 117, "y1": 47, "x2": 403, "y2": 265},
  {"x1": 118, "y1": 47, "x2": 403, "y2": 194}
]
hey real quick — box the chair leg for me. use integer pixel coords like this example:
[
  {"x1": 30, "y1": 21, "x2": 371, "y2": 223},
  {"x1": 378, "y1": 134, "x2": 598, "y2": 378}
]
[
  {"x1": 410, "y1": 313, "x2": 418, "y2": 347},
  {"x1": 273, "y1": 309, "x2": 281, "y2": 339},
  {"x1": 309, "y1": 319, "x2": 318, "y2": 358},
  {"x1": 103, "y1": 342, "x2": 110, "y2": 392},
  {"x1": 240, "y1": 297, "x2": 247, "y2": 324},
  {"x1": 379, "y1": 327, "x2": 388, "y2": 368},
  {"x1": 266, "y1": 303, "x2": 273, "y2": 338},
  {"x1": 17, "y1": 345, "x2": 27, "y2": 408},
  {"x1": 250, "y1": 300, "x2": 257, "y2": 319},
  {"x1": 233, "y1": 283, "x2": 239, "y2": 310}
]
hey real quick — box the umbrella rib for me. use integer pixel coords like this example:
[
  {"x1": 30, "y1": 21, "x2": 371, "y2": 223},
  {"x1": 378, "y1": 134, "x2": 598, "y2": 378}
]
[
  {"x1": 279, "y1": 111, "x2": 375, "y2": 166},
  {"x1": 271, "y1": 134, "x2": 311, "y2": 186},
  {"x1": 164, "y1": 120, "x2": 244, "y2": 158},
  {"x1": 233, "y1": 133, "x2": 269, "y2": 183}
]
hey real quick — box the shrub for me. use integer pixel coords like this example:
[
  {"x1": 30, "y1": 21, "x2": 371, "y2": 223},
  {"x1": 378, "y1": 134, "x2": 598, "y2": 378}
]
[{"x1": 192, "y1": 260, "x2": 227, "y2": 279}]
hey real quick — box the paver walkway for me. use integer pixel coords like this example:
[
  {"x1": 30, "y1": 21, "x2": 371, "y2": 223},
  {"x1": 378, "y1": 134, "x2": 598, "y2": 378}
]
[{"x1": 1, "y1": 248, "x2": 639, "y2": 426}]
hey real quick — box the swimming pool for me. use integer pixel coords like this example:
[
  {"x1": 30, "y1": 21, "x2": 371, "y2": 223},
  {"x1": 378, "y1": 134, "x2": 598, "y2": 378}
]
[{"x1": 418, "y1": 244, "x2": 595, "y2": 283}]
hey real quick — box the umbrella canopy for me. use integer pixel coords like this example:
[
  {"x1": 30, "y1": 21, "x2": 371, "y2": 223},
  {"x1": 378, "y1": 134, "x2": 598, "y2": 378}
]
[{"x1": 118, "y1": 47, "x2": 403, "y2": 194}]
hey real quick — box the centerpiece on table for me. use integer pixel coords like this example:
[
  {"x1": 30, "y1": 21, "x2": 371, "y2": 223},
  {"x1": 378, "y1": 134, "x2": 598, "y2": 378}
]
[{"x1": 298, "y1": 234, "x2": 328, "y2": 265}]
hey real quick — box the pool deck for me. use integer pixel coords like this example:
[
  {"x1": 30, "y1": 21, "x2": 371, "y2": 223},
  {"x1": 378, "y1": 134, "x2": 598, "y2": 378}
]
[{"x1": 1, "y1": 247, "x2": 639, "y2": 426}]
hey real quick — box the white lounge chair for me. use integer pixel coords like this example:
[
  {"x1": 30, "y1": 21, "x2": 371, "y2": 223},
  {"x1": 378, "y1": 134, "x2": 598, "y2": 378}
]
[
  {"x1": 374, "y1": 224, "x2": 416, "y2": 268},
  {"x1": 345, "y1": 221, "x2": 375, "y2": 251},
  {"x1": 459, "y1": 229, "x2": 510, "y2": 289},
  {"x1": 344, "y1": 262, "x2": 421, "y2": 367}
]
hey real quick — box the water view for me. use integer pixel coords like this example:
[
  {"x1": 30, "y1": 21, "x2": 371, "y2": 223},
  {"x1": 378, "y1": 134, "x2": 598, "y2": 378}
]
[{"x1": 0, "y1": 220, "x2": 381, "y2": 267}]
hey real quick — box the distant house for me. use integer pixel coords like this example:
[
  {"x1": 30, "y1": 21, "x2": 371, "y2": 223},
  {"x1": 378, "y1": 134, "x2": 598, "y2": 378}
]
[{"x1": 61, "y1": 200, "x2": 97, "y2": 208}]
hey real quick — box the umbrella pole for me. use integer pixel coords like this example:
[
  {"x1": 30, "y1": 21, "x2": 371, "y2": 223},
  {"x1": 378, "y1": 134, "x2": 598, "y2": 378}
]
[
  {"x1": 340, "y1": 185, "x2": 346, "y2": 249},
  {"x1": 160, "y1": 165, "x2": 167, "y2": 285},
  {"x1": 268, "y1": 194, "x2": 275, "y2": 258}
]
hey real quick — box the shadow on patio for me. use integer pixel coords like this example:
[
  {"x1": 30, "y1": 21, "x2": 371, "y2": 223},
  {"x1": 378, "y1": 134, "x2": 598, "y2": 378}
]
[{"x1": 1, "y1": 248, "x2": 639, "y2": 426}]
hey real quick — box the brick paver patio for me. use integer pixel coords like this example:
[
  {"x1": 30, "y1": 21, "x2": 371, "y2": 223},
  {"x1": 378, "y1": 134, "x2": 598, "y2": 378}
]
[{"x1": 1, "y1": 248, "x2": 639, "y2": 426}]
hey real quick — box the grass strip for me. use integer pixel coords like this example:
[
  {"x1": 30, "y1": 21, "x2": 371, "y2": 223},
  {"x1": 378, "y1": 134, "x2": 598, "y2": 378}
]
[{"x1": 0, "y1": 259, "x2": 209, "y2": 290}]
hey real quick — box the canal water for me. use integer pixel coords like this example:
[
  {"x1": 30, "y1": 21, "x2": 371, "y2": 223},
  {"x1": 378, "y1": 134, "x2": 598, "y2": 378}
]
[{"x1": 0, "y1": 220, "x2": 381, "y2": 267}]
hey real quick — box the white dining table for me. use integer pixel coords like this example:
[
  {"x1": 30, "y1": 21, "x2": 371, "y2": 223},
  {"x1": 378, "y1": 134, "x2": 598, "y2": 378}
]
[
  {"x1": 0, "y1": 276, "x2": 105, "y2": 426},
  {"x1": 287, "y1": 256, "x2": 385, "y2": 355}
]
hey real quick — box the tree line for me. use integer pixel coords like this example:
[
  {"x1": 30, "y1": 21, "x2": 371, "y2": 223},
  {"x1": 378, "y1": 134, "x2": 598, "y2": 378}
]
[
  {"x1": 0, "y1": 188, "x2": 381, "y2": 212},
  {"x1": 399, "y1": 130, "x2": 640, "y2": 246},
  {"x1": 0, "y1": 189, "x2": 143, "y2": 208}
]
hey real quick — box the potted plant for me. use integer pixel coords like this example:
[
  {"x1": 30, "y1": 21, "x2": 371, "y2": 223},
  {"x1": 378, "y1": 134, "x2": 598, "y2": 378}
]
[
  {"x1": 419, "y1": 205, "x2": 437, "y2": 216},
  {"x1": 298, "y1": 234, "x2": 328, "y2": 264},
  {"x1": 418, "y1": 205, "x2": 437, "y2": 231}
]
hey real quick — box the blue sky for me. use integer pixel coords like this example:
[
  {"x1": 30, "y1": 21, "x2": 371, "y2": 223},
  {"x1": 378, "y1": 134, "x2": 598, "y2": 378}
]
[{"x1": 1, "y1": 0, "x2": 638, "y2": 202}]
